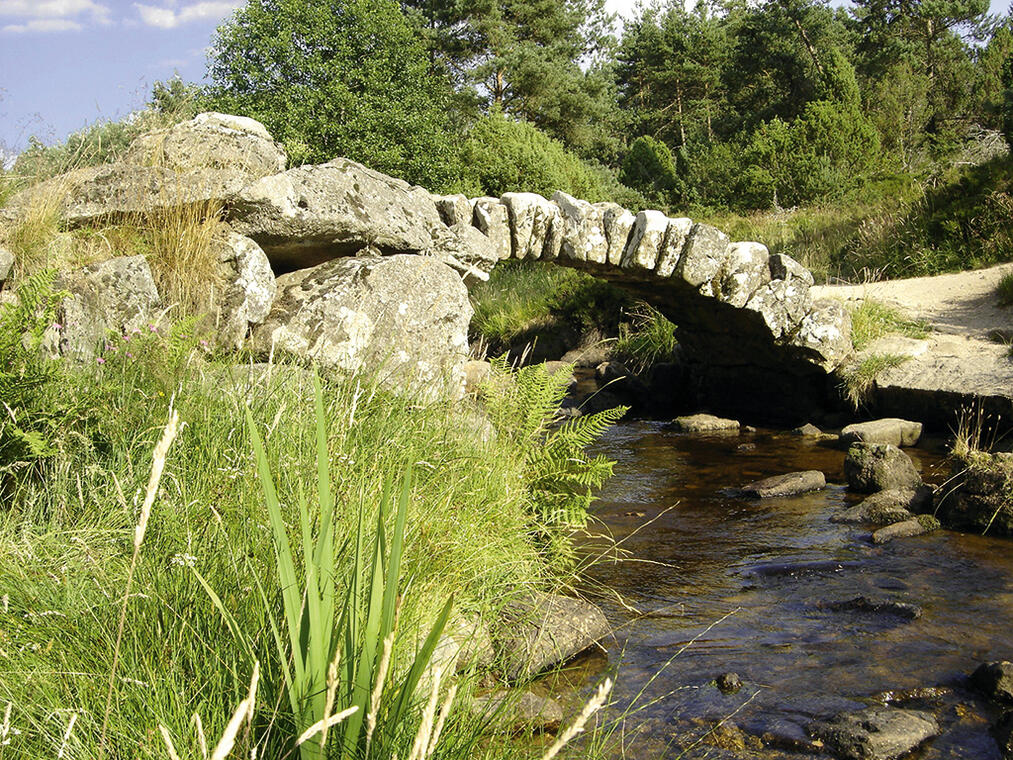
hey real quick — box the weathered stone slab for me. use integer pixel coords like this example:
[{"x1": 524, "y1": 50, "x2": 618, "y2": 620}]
[
  {"x1": 793, "y1": 298, "x2": 852, "y2": 369},
  {"x1": 621, "y1": 210, "x2": 668, "y2": 272},
  {"x1": 230, "y1": 158, "x2": 443, "y2": 271},
  {"x1": 676, "y1": 223, "x2": 730, "y2": 290},
  {"x1": 845, "y1": 443, "x2": 922, "y2": 493},
  {"x1": 717, "y1": 241, "x2": 771, "y2": 308},
  {"x1": 740, "y1": 470, "x2": 826, "y2": 498},
  {"x1": 553, "y1": 190, "x2": 608, "y2": 264},
  {"x1": 47, "y1": 255, "x2": 162, "y2": 361},
  {"x1": 841, "y1": 418, "x2": 923, "y2": 448},
  {"x1": 597, "y1": 203, "x2": 636, "y2": 266},
  {"x1": 745, "y1": 276, "x2": 813, "y2": 340},
  {"x1": 501, "y1": 192, "x2": 559, "y2": 260},
  {"x1": 491, "y1": 591, "x2": 610, "y2": 682},
  {"x1": 872, "y1": 516, "x2": 938, "y2": 544},
  {"x1": 249, "y1": 253, "x2": 471, "y2": 399},
  {"x1": 472, "y1": 197, "x2": 512, "y2": 261},
  {"x1": 212, "y1": 230, "x2": 277, "y2": 350},
  {"x1": 433, "y1": 193, "x2": 473, "y2": 227},
  {"x1": 428, "y1": 222, "x2": 498, "y2": 283},
  {"x1": 809, "y1": 705, "x2": 938, "y2": 760},
  {"x1": 768, "y1": 253, "x2": 815, "y2": 287},
  {"x1": 655, "y1": 217, "x2": 693, "y2": 278}
]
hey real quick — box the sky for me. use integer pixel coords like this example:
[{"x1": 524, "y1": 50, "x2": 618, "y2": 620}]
[{"x1": 0, "y1": 0, "x2": 1008, "y2": 159}]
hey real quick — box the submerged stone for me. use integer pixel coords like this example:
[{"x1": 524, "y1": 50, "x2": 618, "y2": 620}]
[{"x1": 809, "y1": 705, "x2": 939, "y2": 760}]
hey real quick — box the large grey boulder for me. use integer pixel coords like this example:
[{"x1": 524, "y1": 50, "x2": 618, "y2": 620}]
[
  {"x1": 230, "y1": 158, "x2": 444, "y2": 271},
  {"x1": 552, "y1": 191, "x2": 608, "y2": 264},
  {"x1": 831, "y1": 487, "x2": 933, "y2": 525},
  {"x1": 501, "y1": 192, "x2": 559, "y2": 260},
  {"x1": 491, "y1": 591, "x2": 610, "y2": 682},
  {"x1": 427, "y1": 222, "x2": 498, "y2": 283},
  {"x1": 471, "y1": 197, "x2": 512, "y2": 261},
  {"x1": 844, "y1": 443, "x2": 922, "y2": 493},
  {"x1": 654, "y1": 217, "x2": 693, "y2": 278},
  {"x1": 4, "y1": 113, "x2": 286, "y2": 227},
  {"x1": 0, "y1": 246, "x2": 13, "y2": 289},
  {"x1": 47, "y1": 255, "x2": 161, "y2": 361},
  {"x1": 124, "y1": 112, "x2": 286, "y2": 179},
  {"x1": 840, "y1": 418, "x2": 923, "y2": 448},
  {"x1": 621, "y1": 210, "x2": 669, "y2": 272},
  {"x1": 809, "y1": 705, "x2": 938, "y2": 760},
  {"x1": 210, "y1": 230, "x2": 277, "y2": 350},
  {"x1": 676, "y1": 223, "x2": 730, "y2": 289},
  {"x1": 249, "y1": 253, "x2": 471, "y2": 399},
  {"x1": 596, "y1": 203, "x2": 636, "y2": 266}
]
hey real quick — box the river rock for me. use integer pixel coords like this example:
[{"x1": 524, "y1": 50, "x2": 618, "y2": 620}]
[
  {"x1": 47, "y1": 255, "x2": 161, "y2": 361},
  {"x1": 0, "y1": 246, "x2": 13, "y2": 289},
  {"x1": 429, "y1": 614, "x2": 495, "y2": 676},
  {"x1": 840, "y1": 418, "x2": 923, "y2": 448},
  {"x1": 972, "y1": 661, "x2": 1013, "y2": 702},
  {"x1": 809, "y1": 705, "x2": 939, "y2": 760},
  {"x1": 936, "y1": 453, "x2": 1013, "y2": 534},
  {"x1": 872, "y1": 516, "x2": 939, "y2": 544},
  {"x1": 716, "y1": 672, "x2": 743, "y2": 693},
  {"x1": 230, "y1": 158, "x2": 444, "y2": 271},
  {"x1": 739, "y1": 470, "x2": 826, "y2": 498},
  {"x1": 249, "y1": 253, "x2": 471, "y2": 399},
  {"x1": 470, "y1": 689, "x2": 563, "y2": 732},
  {"x1": 211, "y1": 230, "x2": 277, "y2": 350},
  {"x1": 5, "y1": 113, "x2": 286, "y2": 227},
  {"x1": 993, "y1": 711, "x2": 1013, "y2": 759},
  {"x1": 491, "y1": 591, "x2": 610, "y2": 682},
  {"x1": 672, "y1": 414, "x2": 740, "y2": 433},
  {"x1": 793, "y1": 423, "x2": 823, "y2": 437},
  {"x1": 822, "y1": 596, "x2": 922, "y2": 620},
  {"x1": 832, "y1": 487, "x2": 933, "y2": 525},
  {"x1": 472, "y1": 197, "x2": 512, "y2": 261},
  {"x1": 844, "y1": 443, "x2": 922, "y2": 493}
]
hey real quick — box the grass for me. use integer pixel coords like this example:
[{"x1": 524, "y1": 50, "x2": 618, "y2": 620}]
[
  {"x1": 997, "y1": 272, "x2": 1013, "y2": 307},
  {"x1": 0, "y1": 296, "x2": 624, "y2": 757},
  {"x1": 848, "y1": 299, "x2": 929, "y2": 351},
  {"x1": 612, "y1": 305, "x2": 678, "y2": 373},
  {"x1": 839, "y1": 352, "x2": 910, "y2": 410}
]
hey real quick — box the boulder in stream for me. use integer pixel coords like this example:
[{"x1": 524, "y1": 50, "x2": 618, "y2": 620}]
[
  {"x1": 809, "y1": 705, "x2": 939, "y2": 760},
  {"x1": 871, "y1": 516, "x2": 939, "y2": 544},
  {"x1": 972, "y1": 661, "x2": 1013, "y2": 703},
  {"x1": 491, "y1": 591, "x2": 610, "y2": 682},
  {"x1": 844, "y1": 443, "x2": 922, "y2": 493},
  {"x1": 739, "y1": 470, "x2": 826, "y2": 498},
  {"x1": 831, "y1": 487, "x2": 933, "y2": 525},
  {"x1": 671, "y1": 413, "x2": 740, "y2": 433},
  {"x1": 469, "y1": 689, "x2": 563, "y2": 732},
  {"x1": 840, "y1": 418, "x2": 923, "y2": 448}
]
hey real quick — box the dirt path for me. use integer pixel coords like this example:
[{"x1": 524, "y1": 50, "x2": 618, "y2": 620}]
[{"x1": 811, "y1": 263, "x2": 1013, "y2": 416}]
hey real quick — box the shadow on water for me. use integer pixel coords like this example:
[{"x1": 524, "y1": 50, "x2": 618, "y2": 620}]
[{"x1": 564, "y1": 421, "x2": 1012, "y2": 759}]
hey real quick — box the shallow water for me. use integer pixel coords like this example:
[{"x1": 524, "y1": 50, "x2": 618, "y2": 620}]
[{"x1": 569, "y1": 422, "x2": 1013, "y2": 758}]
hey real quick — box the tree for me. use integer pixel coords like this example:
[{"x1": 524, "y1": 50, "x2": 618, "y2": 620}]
[
  {"x1": 402, "y1": 0, "x2": 622, "y2": 156},
  {"x1": 204, "y1": 0, "x2": 461, "y2": 189}
]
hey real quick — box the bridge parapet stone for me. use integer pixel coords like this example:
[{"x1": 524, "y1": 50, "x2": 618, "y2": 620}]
[{"x1": 621, "y1": 210, "x2": 669, "y2": 272}]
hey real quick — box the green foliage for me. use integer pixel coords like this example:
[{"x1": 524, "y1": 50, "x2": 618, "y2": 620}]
[
  {"x1": 848, "y1": 299, "x2": 929, "y2": 350},
  {"x1": 839, "y1": 352, "x2": 910, "y2": 409},
  {"x1": 997, "y1": 272, "x2": 1013, "y2": 306},
  {"x1": 205, "y1": 377, "x2": 452, "y2": 758},
  {"x1": 620, "y1": 136, "x2": 685, "y2": 209},
  {"x1": 470, "y1": 262, "x2": 631, "y2": 347},
  {"x1": 485, "y1": 357, "x2": 626, "y2": 527},
  {"x1": 457, "y1": 110, "x2": 634, "y2": 202},
  {"x1": 0, "y1": 270, "x2": 81, "y2": 472},
  {"x1": 204, "y1": 0, "x2": 461, "y2": 189},
  {"x1": 612, "y1": 304, "x2": 679, "y2": 373}
]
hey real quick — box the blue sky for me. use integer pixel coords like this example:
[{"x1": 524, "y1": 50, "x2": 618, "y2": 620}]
[{"x1": 0, "y1": 0, "x2": 1009, "y2": 159}]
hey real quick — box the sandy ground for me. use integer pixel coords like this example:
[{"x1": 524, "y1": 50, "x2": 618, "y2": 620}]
[{"x1": 811, "y1": 263, "x2": 1013, "y2": 400}]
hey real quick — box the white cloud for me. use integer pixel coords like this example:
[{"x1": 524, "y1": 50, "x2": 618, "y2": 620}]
[
  {"x1": 0, "y1": 0, "x2": 110, "y2": 31},
  {"x1": 135, "y1": 1, "x2": 241, "y2": 29},
  {"x1": 2, "y1": 17, "x2": 83, "y2": 32}
]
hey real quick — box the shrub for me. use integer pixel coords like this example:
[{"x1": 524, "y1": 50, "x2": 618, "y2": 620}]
[
  {"x1": 458, "y1": 111, "x2": 635, "y2": 202},
  {"x1": 998, "y1": 271, "x2": 1013, "y2": 307},
  {"x1": 619, "y1": 136, "x2": 684, "y2": 209}
]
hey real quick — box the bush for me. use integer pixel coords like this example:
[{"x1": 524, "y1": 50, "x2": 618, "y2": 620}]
[
  {"x1": 619, "y1": 135, "x2": 685, "y2": 209},
  {"x1": 458, "y1": 111, "x2": 637, "y2": 203},
  {"x1": 204, "y1": 0, "x2": 461, "y2": 190}
]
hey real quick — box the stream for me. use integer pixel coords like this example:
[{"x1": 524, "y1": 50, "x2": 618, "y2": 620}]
[{"x1": 562, "y1": 421, "x2": 1013, "y2": 759}]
